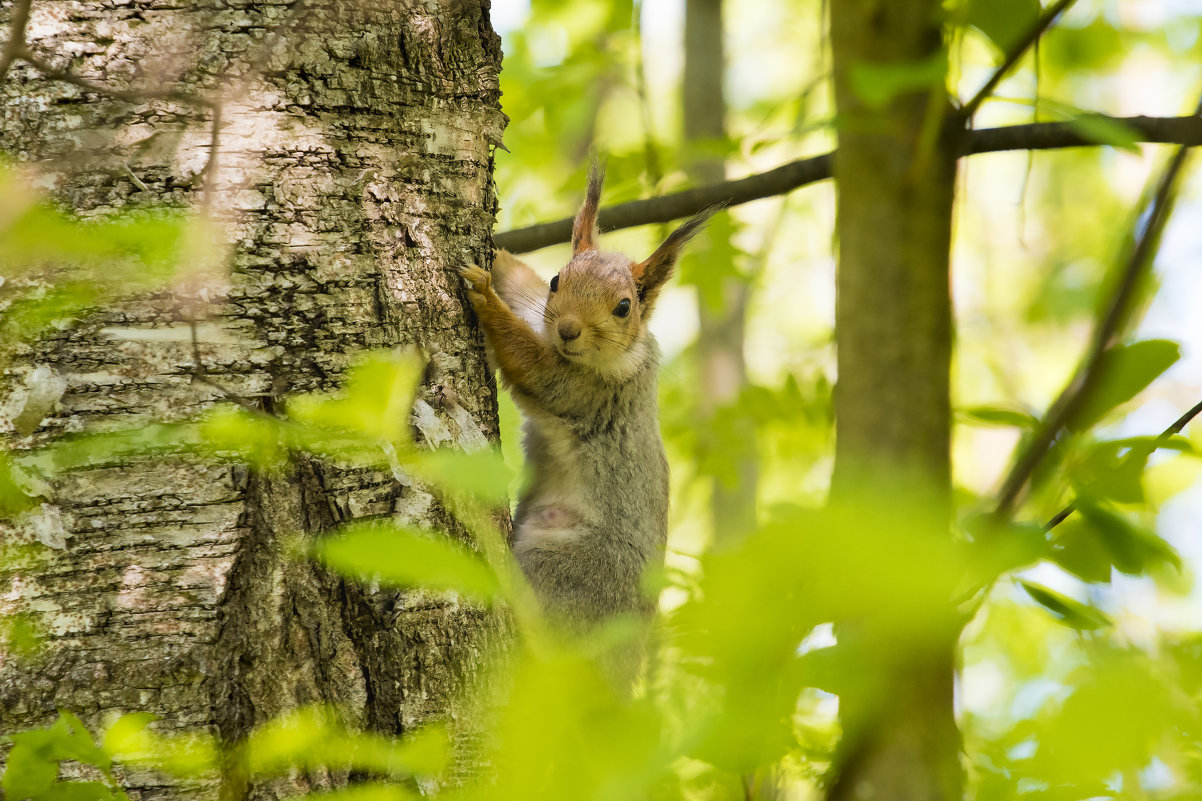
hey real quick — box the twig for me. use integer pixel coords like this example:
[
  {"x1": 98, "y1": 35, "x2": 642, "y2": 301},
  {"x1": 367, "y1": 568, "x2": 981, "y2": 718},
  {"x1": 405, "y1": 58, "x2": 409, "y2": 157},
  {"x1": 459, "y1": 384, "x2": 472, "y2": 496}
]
[
  {"x1": 494, "y1": 114, "x2": 1202, "y2": 252},
  {"x1": 961, "y1": 0, "x2": 1078, "y2": 119},
  {"x1": 16, "y1": 48, "x2": 215, "y2": 108},
  {"x1": 188, "y1": 319, "x2": 260, "y2": 413},
  {"x1": 992, "y1": 96, "x2": 1202, "y2": 520},
  {"x1": 1043, "y1": 398, "x2": 1202, "y2": 530},
  {"x1": 0, "y1": 0, "x2": 33, "y2": 81}
]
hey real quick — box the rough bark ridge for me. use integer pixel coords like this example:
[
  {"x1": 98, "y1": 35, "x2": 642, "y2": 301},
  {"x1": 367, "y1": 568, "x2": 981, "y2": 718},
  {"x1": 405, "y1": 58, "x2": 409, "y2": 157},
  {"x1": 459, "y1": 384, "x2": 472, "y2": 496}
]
[
  {"x1": 827, "y1": 0, "x2": 961, "y2": 799},
  {"x1": 0, "y1": 1, "x2": 505, "y2": 798}
]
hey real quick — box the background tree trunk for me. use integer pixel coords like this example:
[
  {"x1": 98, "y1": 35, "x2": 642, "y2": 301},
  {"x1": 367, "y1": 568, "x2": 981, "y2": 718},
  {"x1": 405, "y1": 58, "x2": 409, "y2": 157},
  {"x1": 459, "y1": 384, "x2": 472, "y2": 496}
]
[
  {"x1": 0, "y1": 1, "x2": 505, "y2": 798},
  {"x1": 683, "y1": 0, "x2": 756, "y2": 543},
  {"x1": 827, "y1": 0, "x2": 962, "y2": 799}
]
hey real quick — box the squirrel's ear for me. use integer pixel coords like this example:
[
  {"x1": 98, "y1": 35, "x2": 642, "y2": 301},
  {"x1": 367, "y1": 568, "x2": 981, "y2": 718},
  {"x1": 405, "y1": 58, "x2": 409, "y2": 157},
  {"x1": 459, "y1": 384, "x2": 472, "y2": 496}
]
[
  {"x1": 633, "y1": 205, "x2": 721, "y2": 316},
  {"x1": 571, "y1": 160, "x2": 605, "y2": 255}
]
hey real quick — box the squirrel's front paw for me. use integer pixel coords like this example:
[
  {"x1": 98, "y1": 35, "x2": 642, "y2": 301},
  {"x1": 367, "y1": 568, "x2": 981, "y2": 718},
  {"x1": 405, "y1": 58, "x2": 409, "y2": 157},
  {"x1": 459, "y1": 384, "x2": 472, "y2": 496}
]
[{"x1": 457, "y1": 263, "x2": 492, "y2": 312}]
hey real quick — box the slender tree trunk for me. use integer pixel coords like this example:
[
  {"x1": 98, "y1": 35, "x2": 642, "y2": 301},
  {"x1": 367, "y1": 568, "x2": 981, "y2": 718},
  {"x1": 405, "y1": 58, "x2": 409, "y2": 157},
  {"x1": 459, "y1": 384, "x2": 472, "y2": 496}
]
[
  {"x1": 827, "y1": 0, "x2": 962, "y2": 799},
  {"x1": 683, "y1": 0, "x2": 756, "y2": 543},
  {"x1": 0, "y1": 1, "x2": 504, "y2": 797}
]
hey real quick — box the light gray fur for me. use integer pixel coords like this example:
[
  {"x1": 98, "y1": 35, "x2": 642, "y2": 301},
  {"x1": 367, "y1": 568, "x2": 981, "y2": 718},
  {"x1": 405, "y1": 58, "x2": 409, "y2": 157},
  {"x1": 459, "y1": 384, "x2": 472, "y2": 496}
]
[{"x1": 507, "y1": 330, "x2": 669, "y2": 630}]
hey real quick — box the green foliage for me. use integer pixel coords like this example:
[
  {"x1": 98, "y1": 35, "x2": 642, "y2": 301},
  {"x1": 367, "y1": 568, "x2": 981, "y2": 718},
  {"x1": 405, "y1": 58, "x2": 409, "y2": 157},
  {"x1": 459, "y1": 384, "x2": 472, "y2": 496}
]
[
  {"x1": 314, "y1": 521, "x2": 503, "y2": 601},
  {"x1": 6, "y1": 1, "x2": 1202, "y2": 799}
]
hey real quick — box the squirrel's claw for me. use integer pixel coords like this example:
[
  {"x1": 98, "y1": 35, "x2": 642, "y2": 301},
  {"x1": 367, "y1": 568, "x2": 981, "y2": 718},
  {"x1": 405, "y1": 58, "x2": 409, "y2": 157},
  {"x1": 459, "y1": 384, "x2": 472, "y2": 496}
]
[{"x1": 458, "y1": 263, "x2": 491, "y2": 292}]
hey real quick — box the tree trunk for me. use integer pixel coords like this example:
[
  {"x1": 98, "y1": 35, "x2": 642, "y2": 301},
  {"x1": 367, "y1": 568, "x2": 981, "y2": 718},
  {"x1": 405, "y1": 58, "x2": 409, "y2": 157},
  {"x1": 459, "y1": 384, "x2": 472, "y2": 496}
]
[
  {"x1": 683, "y1": 0, "x2": 756, "y2": 543},
  {"x1": 0, "y1": 2, "x2": 504, "y2": 798},
  {"x1": 827, "y1": 0, "x2": 962, "y2": 799}
]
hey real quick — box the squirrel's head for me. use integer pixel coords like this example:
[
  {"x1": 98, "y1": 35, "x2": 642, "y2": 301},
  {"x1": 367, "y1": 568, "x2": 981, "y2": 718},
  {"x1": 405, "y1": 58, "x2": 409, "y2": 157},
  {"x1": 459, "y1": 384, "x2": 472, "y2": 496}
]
[{"x1": 545, "y1": 161, "x2": 717, "y2": 376}]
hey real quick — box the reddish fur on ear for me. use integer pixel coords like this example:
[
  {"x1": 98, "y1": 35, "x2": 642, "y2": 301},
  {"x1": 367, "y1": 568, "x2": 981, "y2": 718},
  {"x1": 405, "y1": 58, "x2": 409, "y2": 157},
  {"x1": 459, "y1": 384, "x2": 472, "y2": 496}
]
[
  {"x1": 571, "y1": 161, "x2": 605, "y2": 255},
  {"x1": 635, "y1": 205, "x2": 722, "y2": 314}
]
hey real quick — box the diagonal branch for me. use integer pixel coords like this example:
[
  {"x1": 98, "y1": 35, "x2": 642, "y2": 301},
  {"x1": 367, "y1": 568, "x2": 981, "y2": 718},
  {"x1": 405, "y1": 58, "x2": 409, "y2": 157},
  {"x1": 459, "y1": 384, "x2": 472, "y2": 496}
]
[
  {"x1": 991, "y1": 97, "x2": 1202, "y2": 521},
  {"x1": 961, "y1": 0, "x2": 1078, "y2": 119},
  {"x1": 16, "y1": 48, "x2": 215, "y2": 107},
  {"x1": 0, "y1": 0, "x2": 32, "y2": 81},
  {"x1": 1044, "y1": 398, "x2": 1202, "y2": 530},
  {"x1": 494, "y1": 114, "x2": 1202, "y2": 253}
]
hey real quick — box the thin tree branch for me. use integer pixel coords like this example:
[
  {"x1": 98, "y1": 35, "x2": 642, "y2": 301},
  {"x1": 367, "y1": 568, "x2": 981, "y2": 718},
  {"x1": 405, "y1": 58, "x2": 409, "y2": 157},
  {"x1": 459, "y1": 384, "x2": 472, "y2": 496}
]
[
  {"x1": 188, "y1": 320, "x2": 261, "y2": 414},
  {"x1": 494, "y1": 115, "x2": 1202, "y2": 253},
  {"x1": 0, "y1": 0, "x2": 33, "y2": 81},
  {"x1": 992, "y1": 98, "x2": 1202, "y2": 521},
  {"x1": 1043, "y1": 398, "x2": 1202, "y2": 530},
  {"x1": 961, "y1": 0, "x2": 1078, "y2": 119},
  {"x1": 16, "y1": 48, "x2": 214, "y2": 107}
]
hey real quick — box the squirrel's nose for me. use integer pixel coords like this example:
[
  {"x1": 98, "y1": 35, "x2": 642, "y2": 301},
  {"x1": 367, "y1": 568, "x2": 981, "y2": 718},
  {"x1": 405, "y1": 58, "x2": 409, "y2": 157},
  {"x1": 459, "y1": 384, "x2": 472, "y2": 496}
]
[{"x1": 557, "y1": 319, "x2": 582, "y2": 342}]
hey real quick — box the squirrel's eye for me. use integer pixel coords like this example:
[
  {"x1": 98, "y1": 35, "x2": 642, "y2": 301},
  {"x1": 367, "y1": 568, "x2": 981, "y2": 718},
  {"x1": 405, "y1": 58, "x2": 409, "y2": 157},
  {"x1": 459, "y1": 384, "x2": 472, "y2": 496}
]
[
  {"x1": 550, "y1": 274, "x2": 559, "y2": 292},
  {"x1": 613, "y1": 298, "x2": 631, "y2": 318}
]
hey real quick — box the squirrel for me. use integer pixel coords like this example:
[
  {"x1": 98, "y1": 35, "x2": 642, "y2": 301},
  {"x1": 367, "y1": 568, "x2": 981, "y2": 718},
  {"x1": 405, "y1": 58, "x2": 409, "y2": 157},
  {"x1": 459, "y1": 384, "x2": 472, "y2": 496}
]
[{"x1": 458, "y1": 163, "x2": 715, "y2": 655}]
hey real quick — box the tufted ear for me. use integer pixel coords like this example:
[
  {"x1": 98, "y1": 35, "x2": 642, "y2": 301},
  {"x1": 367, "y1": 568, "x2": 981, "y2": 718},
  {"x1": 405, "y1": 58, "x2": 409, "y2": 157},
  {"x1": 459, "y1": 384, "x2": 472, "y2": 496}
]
[
  {"x1": 571, "y1": 160, "x2": 605, "y2": 255},
  {"x1": 633, "y1": 205, "x2": 721, "y2": 317}
]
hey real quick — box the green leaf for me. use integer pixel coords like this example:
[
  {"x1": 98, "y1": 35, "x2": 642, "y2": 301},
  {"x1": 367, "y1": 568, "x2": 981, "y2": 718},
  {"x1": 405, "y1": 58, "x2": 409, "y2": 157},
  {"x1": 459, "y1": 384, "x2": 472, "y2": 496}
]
[
  {"x1": 1020, "y1": 581, "x2": 1110, "y2": 630},
  {"x1": 246, "y1": 707, "x2": 449, "y2": 778},
  {"x1": 1064, "y1": 114, "x2": 1142, "y2": 153},
  {"x1": 1072, "y1": 340, "x2": 1181, "y2": 432},
  {"x1": 2, "y1": 740, "x2": 59, "y2": 800},
  {"x1": 1076, "y1": 500, "x2": 1181, "y2": 576},
  {"x1": 849, "y1": 51, "x2": 947, "y2": 108},
  {"x1": 315, "y1": 522, "x2": 501, "y2": 600},
  {"x1": 101, "y1": 712, "x2": 217, "y2": 777},
  {"x1": 964, "y1": 0, "x2": 1040, "y2": 54},
  {"x1": 962, "y1": 405, "x2": 1039, "y2": 429},
  {"x1": 287, "y1": 352, "x2": 424, "y2": 446},
  {"x1": 38, "y1": 782, "x2": 115, "y2": 801},
  {"x1": 1069, "y1": 439, "x2": 1150, "y2": 504},
  {"x1": 407, "y1": 448, "x2": 513, "y2": 503},
  {"x1": 1051, "y1": 517, "x2": 1113, "y2": 584}
]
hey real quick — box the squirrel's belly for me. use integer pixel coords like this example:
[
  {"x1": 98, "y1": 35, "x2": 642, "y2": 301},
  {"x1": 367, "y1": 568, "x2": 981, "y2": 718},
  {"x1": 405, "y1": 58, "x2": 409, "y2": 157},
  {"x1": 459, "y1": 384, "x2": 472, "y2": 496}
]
[{"x1": 512, "y1": 504, "x2": 588, "y2": 559}]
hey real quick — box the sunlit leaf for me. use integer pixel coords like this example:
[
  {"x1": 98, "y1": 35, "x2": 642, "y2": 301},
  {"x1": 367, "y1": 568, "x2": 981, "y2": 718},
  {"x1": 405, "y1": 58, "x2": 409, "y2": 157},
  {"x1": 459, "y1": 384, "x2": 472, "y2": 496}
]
[
  {"x1": 1076, "y1": 500, "x2": 1180, "y2": 576},
  {"x1": 1071, "y1": 339, "x2": 1180, "y2": 432},
  {"x1": 407, "y1": 448, "x2": 513, "y2": 503},
  {"x1": 1051, "y1": 516, "x2": 1113, "y2": 584},
  {"x1": 849, "y1": 51, "x2": 947, "y2": 108},
  {"x1": 315, "y1": 522, "x2": 501, "y2": 600},
  {"x1": 1063, "y1": 114, "x2": 1142, "y2": 153},
  {"x1": 102, "y1": 713, "x2": 218, "y2": 777},
  {"x1": 38, "y1": 781, "x2": 116, "y2": 801},
  {"x1": 1019, "y1": 580, "x2": 1110, "y2": 629},
  {"x1": 962, "y1": 405, "x2": 1039, "y2": 429},
  {"x1": 287, "y1": 352, "x2": 424, "y2": 446},
  {"x1": 246, "y1": 707, "x2": 449, "y2": 778},
  {"x1": 964, "y1": 0, "x2": 1040, "y2": 54}
]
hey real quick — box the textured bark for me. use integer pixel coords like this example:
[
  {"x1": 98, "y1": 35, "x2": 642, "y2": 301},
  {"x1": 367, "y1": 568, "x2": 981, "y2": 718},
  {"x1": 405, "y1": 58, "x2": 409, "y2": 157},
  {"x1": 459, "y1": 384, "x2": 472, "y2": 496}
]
[
  {"x1": 0, "y1": 1, "x2": 505, "y2": 798},
  {"x1": 826, "y1": 0, "x2": 961, "y2": 799},
  {"x1": 683, "y1": 0, "x2": 755, "y2": 542}
]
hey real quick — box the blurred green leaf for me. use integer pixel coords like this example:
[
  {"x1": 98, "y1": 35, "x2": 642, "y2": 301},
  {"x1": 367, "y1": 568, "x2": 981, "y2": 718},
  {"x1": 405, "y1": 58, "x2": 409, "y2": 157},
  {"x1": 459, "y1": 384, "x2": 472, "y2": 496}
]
[
  {"x1": 1051, "y1": 517, "x2": 1113, "y2": 584},
  {"x1": 102, "y1": 713, "x2": 218, "y2": 777},
  {"x1": 1076, "y1": 500, "x2": 1180, "y2": 577},
  {"x1": 962, "y1": 405, "x2": 1039, "y2": 429},
  {"x1": 287, "y1": 351, "x2": 424, "y2": 446},
  {"x1": 1072, "y1": 339, "x2": 1181, "y2": 432},
  {"x1": 246, "y1": 707, "x2": 448, "y2": 778},
  {"x1": 849, "y1": 51, "x2": 947, "y2": 108},
  {"x1": 407, "y1": 448, "x2": 512, "y2": 503},
  {"x1": 964, "y1": 0, "x2": 1040, "y2": 54},
  {"x1": 38, "y1": 782, "x2": 116, "y2": 801},
  {"x1": 1064, "y1": 114, "x2": 1142, "y2": 153},
  {"x1": 315, "y1": 522, "x2": 501, "y2": 600},
  {"x1": 1019, "y1": 581, "x2": 1110, "y2": 629}
]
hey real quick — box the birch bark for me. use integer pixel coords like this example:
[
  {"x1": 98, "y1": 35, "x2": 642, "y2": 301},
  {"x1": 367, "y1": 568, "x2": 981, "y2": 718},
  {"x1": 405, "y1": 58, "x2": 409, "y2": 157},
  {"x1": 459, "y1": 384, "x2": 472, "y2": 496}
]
[{"x1": 0, "y1": 1, "x2": 505, "y2": 798}]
